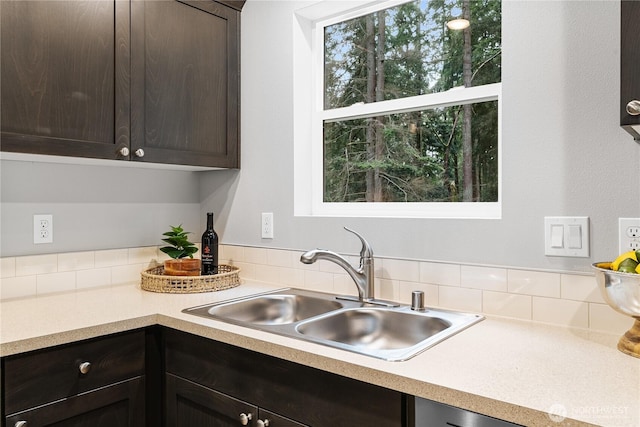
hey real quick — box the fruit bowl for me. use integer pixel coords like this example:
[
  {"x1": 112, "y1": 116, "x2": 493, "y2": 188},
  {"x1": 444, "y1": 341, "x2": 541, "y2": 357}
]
[{"x1": 592, "y1": 262, "x2": 640, "y2": 358}]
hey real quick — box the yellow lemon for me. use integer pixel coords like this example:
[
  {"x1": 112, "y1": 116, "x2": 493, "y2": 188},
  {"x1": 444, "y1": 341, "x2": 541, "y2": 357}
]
[
  {"x1": 612, "y1": 250, "x2": 638, "y2": 271},
  {"x1": 636, "y1": 263, "x2": 640, "y2": 274}
]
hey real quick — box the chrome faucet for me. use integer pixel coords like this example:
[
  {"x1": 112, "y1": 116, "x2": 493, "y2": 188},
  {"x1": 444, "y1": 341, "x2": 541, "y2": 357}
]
[{"x1": 300, "y1": 227, "x2": 397, "y2": 307}]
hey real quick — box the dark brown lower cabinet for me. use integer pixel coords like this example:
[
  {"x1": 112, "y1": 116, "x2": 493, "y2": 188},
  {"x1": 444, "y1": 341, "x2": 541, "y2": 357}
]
[
  {"x1": 164, "y1": 328, "x2": 405, "y2": 427},
  {"x1": 4, "y1": 377, "x2": 145, "y2": 427},
  {"x1": 2, "y1": 330, "x2": 146, "y2": 427},
  {"x1": 166, "y1": 373, "x2": 306, "y2": 427}
]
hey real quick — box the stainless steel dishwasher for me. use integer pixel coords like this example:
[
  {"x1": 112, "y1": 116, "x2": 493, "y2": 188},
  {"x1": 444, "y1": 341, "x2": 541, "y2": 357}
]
[{"x1": 409, "y1": 397, "x2": 523, "y2": 427}]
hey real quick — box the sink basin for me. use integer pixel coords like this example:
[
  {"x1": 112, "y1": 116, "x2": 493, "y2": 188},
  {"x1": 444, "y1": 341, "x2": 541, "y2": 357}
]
[
  {"x1": 296, "y1": 306, "x2": 482, "y2": 360},
  {"x1": 183, "y1": 288, "x2": 483, "y2": 361},
  {"x1": 296, "y1": 308, "x2": 451, "y2": 350},
  {"x1": 186, "y1": 291, "x2": 343, "y2": 325}
]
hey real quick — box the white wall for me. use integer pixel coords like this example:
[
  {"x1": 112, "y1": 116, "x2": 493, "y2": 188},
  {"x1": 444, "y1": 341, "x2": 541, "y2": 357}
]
[
  {"x1": 2, "y1": 0, "x2": 639, "y2": 273},
  {"x1": 199, "y1": 0, "x2": 640, "y2": 272}
]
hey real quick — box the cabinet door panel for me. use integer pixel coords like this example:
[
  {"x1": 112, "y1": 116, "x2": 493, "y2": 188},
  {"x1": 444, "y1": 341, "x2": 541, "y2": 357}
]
[
  {"x1": 166, "y1": 373, "x2": 256, "y2": 427},
  {"x1": 5, "y1": 377, "x2": 145, "y2": 427},
  {"x1": 259, "y1": 409, "x2": 309, "y2": 427},
  {"x1": 131, "y1": 0, "x2": 240, "y2": 167},
  {"x1": 621, "y1": 0, "x2": 640, "y2": 138},
  {"x1": 0, "y1": 0, "x2": 130, "y2": 158}
]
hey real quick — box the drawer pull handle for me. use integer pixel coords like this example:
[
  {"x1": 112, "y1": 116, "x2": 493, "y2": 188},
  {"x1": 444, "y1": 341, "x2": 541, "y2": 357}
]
[
  {"x1": 257, "y1": 419, "x2": 270, "y2": 427},
  {"x1": 78, "y1": 361, "x2": 91, "y2": 375},
  {"x1": 134, "y1": 148, "x2": 145, "y2": 158},
  {"x1": 239, "y1": 413, "x2": 252, "y2": 425},
  {"x1": 15, "y1": 421, "x2": 27, "y2": 427},
  {"x1": 119, "y1": 147, "x2": 130, "y2": 157}
]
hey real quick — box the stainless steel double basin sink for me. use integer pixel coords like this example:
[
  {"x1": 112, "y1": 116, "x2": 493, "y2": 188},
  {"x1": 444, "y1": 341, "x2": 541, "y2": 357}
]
[{"x1": 183, "y1": 288, "x2": 483, "y2": 361}]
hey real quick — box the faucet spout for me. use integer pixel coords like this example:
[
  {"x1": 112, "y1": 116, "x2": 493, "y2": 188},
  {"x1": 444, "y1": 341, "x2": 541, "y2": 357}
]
[{"x1": 300, "y1": 228, "x2": 375, "y2": 302}]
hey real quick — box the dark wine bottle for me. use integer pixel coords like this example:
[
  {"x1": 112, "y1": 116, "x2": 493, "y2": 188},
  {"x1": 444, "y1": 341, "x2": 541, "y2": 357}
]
[{"x1": 201, "y1": 212, "x2": 219, "y2": 275}]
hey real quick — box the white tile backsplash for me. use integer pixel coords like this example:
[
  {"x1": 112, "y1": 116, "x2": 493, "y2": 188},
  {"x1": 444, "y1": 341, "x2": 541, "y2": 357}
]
[
  {"x1": 36, "y1": 271, "x2": 76, "y2": 294},
  {"x1": 461, "y1": 265, "x2": 507, "y2": 292},
  {"x1": 77, "y1": 267, "x2": 112, "y2": 289},
  {"x1": 561, "y1": 273, "x2": 605, "y2": 303},
  {"x1": 589, "y1": 303, "x2": 632, "y2": 334},
  {"x1": 381, "y1": 258, "x2": 420, "y2": 282},
  {"x1": 532, "y1": 297, "x2": 589, "y2": 328},
  {"x1": 95, "y1": 249, "x2": 129, "y2": 268},
  {"x1": 0, "y1": 257, "x2": 16, "y2": 278},
  {"x1": 419, "y1": 262, "x2": 460, "y2": 286},
  {"x1": 266, "y1": 249, "x2": 293, "y2": 268},
  {"x1": 508, "y1": 269, "x2": 561, "y2": 298},
  {"x1": 439, "y1": 285, "x2": 482, "y2": 312},
  {"x1": 483, "y1": 291, "x2": 532, "y2": 320},
  {"x1": 16, "y1": 254, "x2": 58, "y2": 276},
  {"x1": 0, "y1": 275, "x2": 37, "y2": 299},
  {"x1": 0, "y1": 244, "x2": 624, "y2": 335},
  {"x1": 58, "y1": 251, "x2": 95, "y2": 272},
  {"x1": 244, "y1": 247, "x2": 268, "y2": 265}
]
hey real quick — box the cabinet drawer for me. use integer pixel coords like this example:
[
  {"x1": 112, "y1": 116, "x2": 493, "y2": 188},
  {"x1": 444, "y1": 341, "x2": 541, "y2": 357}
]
[
  {"x1": 5, "y1": 377, "x2": 145, "y2": 427},
  {"x1": 3, "y1": 330, "x2": 145, "y2": 415}
]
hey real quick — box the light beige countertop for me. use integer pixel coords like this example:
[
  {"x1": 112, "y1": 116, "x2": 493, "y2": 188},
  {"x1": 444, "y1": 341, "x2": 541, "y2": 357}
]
[{"x1": 1, "y1": 282, "x2": 639, "y2": 426}]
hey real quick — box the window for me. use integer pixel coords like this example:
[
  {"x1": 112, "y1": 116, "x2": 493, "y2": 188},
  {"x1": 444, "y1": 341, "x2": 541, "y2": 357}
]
[{"x1": 294, "y1": 0, "x2": 502, "y2": 218}]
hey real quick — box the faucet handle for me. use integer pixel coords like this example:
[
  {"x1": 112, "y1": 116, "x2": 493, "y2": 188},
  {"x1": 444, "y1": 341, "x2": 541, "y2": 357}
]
[{"x1": 344, "y1": 227, "x2": 373, "y2": 258}]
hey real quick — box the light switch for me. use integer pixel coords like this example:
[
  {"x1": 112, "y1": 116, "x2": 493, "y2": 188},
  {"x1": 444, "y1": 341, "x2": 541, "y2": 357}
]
[
  {"x1": 568, "y1": 225, "x2": 582, "y2": 249},
  {"x1": 550, "y1": 225, "x2": 564, "y2": 248},
  {"x1": 544, "y1": 216, "x2": 589, "y2": 257}
]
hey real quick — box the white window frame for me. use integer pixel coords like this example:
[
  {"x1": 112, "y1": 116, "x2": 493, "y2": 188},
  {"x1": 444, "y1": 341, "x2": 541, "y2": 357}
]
[{"x1": 293, "y1": 0, "x2": 502, "y2": 219}]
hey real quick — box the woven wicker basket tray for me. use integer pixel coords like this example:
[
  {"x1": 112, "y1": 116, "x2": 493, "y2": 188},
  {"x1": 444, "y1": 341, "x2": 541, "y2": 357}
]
[{"x1": 141, "y1": 264, "x2": 241, "y2": 294}]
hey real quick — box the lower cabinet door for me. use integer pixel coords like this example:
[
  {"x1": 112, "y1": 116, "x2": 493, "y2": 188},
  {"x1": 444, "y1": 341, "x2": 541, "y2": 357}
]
[
  {"x1": 4, "y1": 377, "x2": 144, "y2": 427},
  {"x1": 259, "y1": 409, "x2": 309, "y2": 427},
  {"x1": 166, "y1": 373, "x2": 256, "y2": 427},
  {"x1": 166, "y1": 373, "x2": 309, "y2": 427}
]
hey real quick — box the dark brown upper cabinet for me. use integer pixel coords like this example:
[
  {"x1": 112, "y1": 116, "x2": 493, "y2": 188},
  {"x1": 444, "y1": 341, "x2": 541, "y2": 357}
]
[
  {"x1": 0, "y1": 0, "x2": 242, "y2": 168},
  {"x1": 0, "y1": 1, "x2": 130, "y2": 159},
  {"x1": 621, "y1": 0, "x2": 640, "y2": 141}
]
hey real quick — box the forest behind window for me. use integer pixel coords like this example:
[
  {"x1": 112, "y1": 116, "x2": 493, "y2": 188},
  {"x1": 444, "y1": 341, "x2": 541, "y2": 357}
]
[{"x1": 322, "y1": 0, "x2": 501, "y2": 204}]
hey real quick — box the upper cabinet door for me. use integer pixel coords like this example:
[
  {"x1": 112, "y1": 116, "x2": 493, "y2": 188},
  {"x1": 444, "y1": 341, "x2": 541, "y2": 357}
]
[
  {"x1": 621, "y1": 0, "x2": 640, "y2": 140},
  {"x1": 0, "y1": 1, "x2": 130, "y2": 159},
  {"x1": 130, "y1": 0, "x2": 240, "y2": 168}
]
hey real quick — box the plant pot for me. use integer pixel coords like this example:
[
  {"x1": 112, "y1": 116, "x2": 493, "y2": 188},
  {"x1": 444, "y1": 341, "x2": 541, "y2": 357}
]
[{"x1": 164, "y1": 258, "x2": 201, "y2": 276}]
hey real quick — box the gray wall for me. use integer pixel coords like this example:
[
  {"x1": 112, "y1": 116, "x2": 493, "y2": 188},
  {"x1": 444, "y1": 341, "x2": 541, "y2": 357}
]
[
  {"x1": 2, "y1": 1, "x2": 639, "y2": 274},
  {"x1": 0, "y1": 160, "x2": 201, "y2": 256},
  {"x1": 199, "y1": 0, "x2": 640, "y2": 272}
]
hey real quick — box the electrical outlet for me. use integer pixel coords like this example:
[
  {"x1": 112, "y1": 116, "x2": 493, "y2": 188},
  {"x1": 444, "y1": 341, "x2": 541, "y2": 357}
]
[
  {"x1": 619, "y1": 218, "x2": 640, "y2": 253},
  {"x1": 261, "y1": 212, "x2": 274, "y2": 239},
  {"x1": 33, "y1": 214, "x2": 53, "y2": 244}
]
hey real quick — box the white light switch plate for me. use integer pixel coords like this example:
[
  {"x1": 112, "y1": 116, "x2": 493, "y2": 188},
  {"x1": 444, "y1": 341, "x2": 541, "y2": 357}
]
[{"x1": 544, "y1": 216, "x2": 589, "y2": 257}]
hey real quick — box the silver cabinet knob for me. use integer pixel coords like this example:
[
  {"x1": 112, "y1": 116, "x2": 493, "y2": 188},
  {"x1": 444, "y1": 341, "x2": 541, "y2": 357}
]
[
  {"x1": 257, "y1": 419, "x2": 270, "y2": 427},
  {"x1": 626, "y1": 100, "x2": 640, "y2": 116},
  {"x1": 78, "y1": 361, "x2": 91, "y2": 375},
  {"x1": 134, "y1": 148, "x2": 145, "y2": 158},
  {"x1": 119, "y1": 147, "x2": 130, "y2": 156},
  {"x1": 15, "y1": 422, "x2": 27, "y2": 427},
  {"x1": 239, "y1": 413, "x2": 252, "y2": 425}
]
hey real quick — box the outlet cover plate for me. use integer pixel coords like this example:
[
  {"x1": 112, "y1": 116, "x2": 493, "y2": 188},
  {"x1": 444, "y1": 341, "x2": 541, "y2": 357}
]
[
  {"x1": 619, "y1": 218, "x2": 640, "y2": 253},
  {"x1": 33, "y1": 214, "x2": 53, "y2": 244}
]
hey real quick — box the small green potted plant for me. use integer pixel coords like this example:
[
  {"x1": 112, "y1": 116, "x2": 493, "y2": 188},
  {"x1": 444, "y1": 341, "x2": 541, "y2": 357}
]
[{"x1": 160, "y1": 225, "x2": 200, "y2": 276}]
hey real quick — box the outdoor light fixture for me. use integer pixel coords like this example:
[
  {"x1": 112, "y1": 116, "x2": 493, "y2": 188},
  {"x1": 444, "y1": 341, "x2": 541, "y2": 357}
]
[{"x1": 446, "y1": 18, "x2": 470, "y2": 30}]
